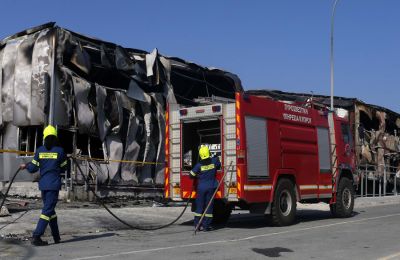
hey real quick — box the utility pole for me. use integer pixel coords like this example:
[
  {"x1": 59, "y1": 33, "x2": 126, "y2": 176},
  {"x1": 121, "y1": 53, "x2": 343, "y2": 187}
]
[
  {"x1": 329, "y1": 0, "x2": 340, "y2": 197},
  {"x1": 330, "y1": 0, "x2": 340, "y2": 111}
]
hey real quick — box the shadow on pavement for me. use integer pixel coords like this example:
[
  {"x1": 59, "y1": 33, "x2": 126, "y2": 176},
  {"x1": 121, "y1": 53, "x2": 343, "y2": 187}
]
[
  {"x1": 0, "y1": 238, "x2": 35, "y2": 260},
  {"x1": 182, "y1": 209, "x2": 362, "y2": 230},
  {"x1": 61, "y1": 232, "x2": 115, "y2": 244},
  {"x1": 252, "y1": 247, "x2": 294, "y2": 257},
  {"x1": 297, "y1": 210, "x2": 359, "y2": 223}
]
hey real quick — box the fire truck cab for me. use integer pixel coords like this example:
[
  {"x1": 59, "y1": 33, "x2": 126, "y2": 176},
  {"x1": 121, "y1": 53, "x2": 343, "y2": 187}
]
[{"x1": 165, "y1": 92, "x2": 357, "y2": 226}]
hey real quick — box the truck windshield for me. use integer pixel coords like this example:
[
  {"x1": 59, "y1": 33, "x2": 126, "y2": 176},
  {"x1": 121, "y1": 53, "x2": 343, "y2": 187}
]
[{"x1": 181, "y1": 118, "x2": 221, "y2": 171}]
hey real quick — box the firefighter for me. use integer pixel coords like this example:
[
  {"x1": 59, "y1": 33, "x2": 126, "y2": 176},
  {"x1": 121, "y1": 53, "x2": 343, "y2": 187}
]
[
  {"x1": 20, "y1": 125, "x2": 68, "y2": 246},
  {"x1": 190, "y1": 145, "x2": 221, "y2": 231}
]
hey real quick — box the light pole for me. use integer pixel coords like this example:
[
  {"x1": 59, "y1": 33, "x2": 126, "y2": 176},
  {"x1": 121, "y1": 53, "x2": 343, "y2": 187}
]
[
  {"x1": 328, "y1": 0, "x2": 341, "y2": 193},
  {"x1": 330, "y1": 0, "x2": 340, "y2": 111}
]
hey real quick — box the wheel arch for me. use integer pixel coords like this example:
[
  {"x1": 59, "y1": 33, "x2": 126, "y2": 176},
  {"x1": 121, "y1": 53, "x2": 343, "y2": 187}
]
[
  {"x1": 270, "y1": 169, "x2": 299, "y2": 202},
  {"x1": 334, "y1": 167, "x2": 354, "y2": 193}
]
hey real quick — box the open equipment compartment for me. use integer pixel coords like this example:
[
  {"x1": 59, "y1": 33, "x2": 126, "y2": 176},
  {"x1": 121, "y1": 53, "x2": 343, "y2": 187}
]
[{"x1": 181, "y1": 118, "x2": 221, "y2": 172}]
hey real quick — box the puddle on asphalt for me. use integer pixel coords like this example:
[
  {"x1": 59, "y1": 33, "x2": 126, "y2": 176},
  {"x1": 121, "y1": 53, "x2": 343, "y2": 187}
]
[{"x1": 252, "y1": 247, "x2": 294, "y2": 257}]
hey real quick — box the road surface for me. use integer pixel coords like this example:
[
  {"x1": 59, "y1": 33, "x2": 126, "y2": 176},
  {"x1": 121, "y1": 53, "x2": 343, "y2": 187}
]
[{"x1": 1, "y1": 199, "x2": 400, "y2": 260}]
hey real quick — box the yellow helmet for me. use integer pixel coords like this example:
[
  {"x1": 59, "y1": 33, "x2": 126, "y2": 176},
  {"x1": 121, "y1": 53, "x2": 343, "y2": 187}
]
[
  {"x1": 199, "y1": 145, "x2": 211, "y2": 160},
  {"x1": 43, "y1": 125, "x2": 57, "y2": 139}
]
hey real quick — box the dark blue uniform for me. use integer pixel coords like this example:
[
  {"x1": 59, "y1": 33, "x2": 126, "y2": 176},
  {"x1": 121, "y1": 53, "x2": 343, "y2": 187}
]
[
  {"x1": 27, "y1": 146, "x2": 67, "y2": 240},
  {"x1": 190, "y1": 156, "x2": 221, "y2": 229}
]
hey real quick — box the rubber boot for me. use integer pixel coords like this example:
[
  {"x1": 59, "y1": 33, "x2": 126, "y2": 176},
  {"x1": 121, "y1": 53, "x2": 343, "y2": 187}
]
[
  {"x1": 194, "y1": 216, "x2": 203, "y2": 231},
  {"x1": 202, "y1": 217, "x2": 214, "y2": 231},
  {"x1": 31, "y1": 236, "x2": 48, "y2": 246}
]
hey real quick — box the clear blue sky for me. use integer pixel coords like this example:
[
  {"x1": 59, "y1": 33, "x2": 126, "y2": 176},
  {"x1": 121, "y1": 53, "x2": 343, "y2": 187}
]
[{"x1": 1, "y1": 0, "x2": 399, "y2": 113}]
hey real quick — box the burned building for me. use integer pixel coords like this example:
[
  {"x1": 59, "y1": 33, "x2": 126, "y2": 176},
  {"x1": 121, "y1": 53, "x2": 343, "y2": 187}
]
[{"x1": 0, "y1": 22, "x2": 242, "y2": 195}]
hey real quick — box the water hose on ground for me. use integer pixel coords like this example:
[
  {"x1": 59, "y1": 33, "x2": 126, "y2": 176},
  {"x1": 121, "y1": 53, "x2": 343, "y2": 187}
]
[
  {"x1": 0, "y1": 169, "x2": 21, "y2": 215},
  {"x1": 72, "y1": 157, "x2": 193, "y2": 231}
]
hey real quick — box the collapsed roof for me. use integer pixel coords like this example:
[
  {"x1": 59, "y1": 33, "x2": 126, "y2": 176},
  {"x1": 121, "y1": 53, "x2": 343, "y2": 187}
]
[
  {"x1": 0, "y1": 22, "x2": 242, "y2": 186},
  {"x1": 247, "y1": 89, "x2": 400, "y2": 128}
]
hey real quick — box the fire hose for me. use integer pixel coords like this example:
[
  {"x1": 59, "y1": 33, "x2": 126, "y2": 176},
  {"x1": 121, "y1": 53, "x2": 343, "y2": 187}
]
[
  {"x1": 71, "y1": 157, "x2": 194, "y2": 231},
  {"x1": 0, "y1": 156, "x2": 232, "y2": 232},
  {"x1": 0, "y1": 168, "x2": 21, "y2": 216},
  {"x1": 0, "y1": 160, "x2": 193, "y2": 232}
]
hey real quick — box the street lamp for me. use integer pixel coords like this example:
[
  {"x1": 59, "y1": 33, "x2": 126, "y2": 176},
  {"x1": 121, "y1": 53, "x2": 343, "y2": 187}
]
[{"x1": 330, "y1": 0, "x2": 340, "y2": 111}]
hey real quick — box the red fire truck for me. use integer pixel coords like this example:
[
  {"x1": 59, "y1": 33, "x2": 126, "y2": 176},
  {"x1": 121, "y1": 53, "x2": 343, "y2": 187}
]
[{"x1": 165, "y1": 92, "x2": 357, "y2": 226}]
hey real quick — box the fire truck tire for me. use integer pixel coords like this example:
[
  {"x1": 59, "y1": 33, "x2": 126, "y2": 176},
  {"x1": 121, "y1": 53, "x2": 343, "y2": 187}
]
[
  {"x1": 271, "y1": 178, "x2": 297, "y2": 226},
  {"x1": 331, "y1": 177, "x2": 354, "y2": 218},
  {"x1": 212, "y1": 200, "x2": 231, "y2": 225}
]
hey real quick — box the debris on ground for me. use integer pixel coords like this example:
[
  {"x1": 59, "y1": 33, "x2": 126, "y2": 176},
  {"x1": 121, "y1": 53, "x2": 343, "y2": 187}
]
[{"x1": 0, "y1": 206, "x2": 10, "y2": 217}]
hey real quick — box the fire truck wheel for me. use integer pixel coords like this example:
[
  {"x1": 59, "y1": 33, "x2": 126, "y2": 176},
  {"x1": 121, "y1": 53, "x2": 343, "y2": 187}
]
[
  {"x1": 331, "y1": 177, "x2": 354, "y2": 218},
  {"x1": 271, "y1": 178, "x2": 296, "y2": 226},
  {"x1": 212, "y1": 200, "x2": 231, "y2": 225}
]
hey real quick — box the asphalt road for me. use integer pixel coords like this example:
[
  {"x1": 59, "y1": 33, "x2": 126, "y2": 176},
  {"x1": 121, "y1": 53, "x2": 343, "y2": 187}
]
[{"x1": 1, "y1": 202, "x2": 400, "y2": 260}]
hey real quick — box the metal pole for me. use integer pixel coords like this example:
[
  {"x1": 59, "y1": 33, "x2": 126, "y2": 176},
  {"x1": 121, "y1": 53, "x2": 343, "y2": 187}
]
[
  {"x1": 373, "y1": 169, "x2": 376, "y2": 197},
  {"x1": 365, "y1": 165, "x2": 368, "y2": 196},
  {"x1": 378, "y1": 171, "x2": 381, "y2": 197},
  {"x1": 330, "y1": 0, "x2": 340, "y2": 111},
  {"x1": 383, "y1": 162, "x2": 387, "y2": 196},
  {"x1": 360, "y1": 165, "x2": 364, "y2": 197},
  {"x1": 393, "y1": 165, "x2": 397, "y2": 196},
  {"x1": 394, "y1": 166, "x2": 397, "y2": 196}
]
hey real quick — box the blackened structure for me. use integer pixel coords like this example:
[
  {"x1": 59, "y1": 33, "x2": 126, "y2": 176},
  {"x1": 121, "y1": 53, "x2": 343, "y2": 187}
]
[{"x1": 0, "y1": 23, "x2": 242, "y2": 187}]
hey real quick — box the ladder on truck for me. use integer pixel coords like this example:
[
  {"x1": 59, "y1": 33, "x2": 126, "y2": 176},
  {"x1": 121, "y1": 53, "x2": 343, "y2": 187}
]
[
  {"x1": 168, "y1": 102, "x2": 182, "y2": 200},
  {"x1": 222, "y1": 103, "x2": 237, "y2": 201},
  {"x1": 328, "y1": 112, "x2": 338, "y2": 201}
]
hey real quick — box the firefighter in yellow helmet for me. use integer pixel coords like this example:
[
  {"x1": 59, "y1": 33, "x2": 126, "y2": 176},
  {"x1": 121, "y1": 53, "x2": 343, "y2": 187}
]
[
  {"x1": 20, "y1": 125, "x2": 68, "y2": 246},
  {"x1": 190, "y1": 145, "x2": 221, "y2": 231}
]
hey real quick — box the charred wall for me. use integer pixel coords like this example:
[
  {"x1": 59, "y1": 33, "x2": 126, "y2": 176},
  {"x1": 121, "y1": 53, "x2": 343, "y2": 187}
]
[{"x1": 0, "y1": 23, "x2": 242, "y2": 189}]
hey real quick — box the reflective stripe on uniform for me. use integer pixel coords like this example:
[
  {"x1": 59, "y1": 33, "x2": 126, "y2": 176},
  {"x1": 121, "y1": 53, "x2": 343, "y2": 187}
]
[
  {"x1": 190, "y1": 171, "x2": 196, "y2": 177},
  {"x1": 200, "y1": 164, "x2": 215, "y2": 171},
  {"x1": 31, "y1": 159, "x2": 40, "y2": 166},
  {"x1": 60, "y1": 160, "x2": 68, "y2": 167},
  {"x1": 40, "y1": 214, "x2": 50, "y2": 221},
  {"x1": 194, "y1": 213, "x2": 202, "y2": 217},
  {"x1": 39, "y1": 152, "x2": 58, "y2": 159},
  {"x1": 50, "y1": 214, "x2": 57, "y2": 220},
  {"x1": 204, "y1": 214, "x2": 213, "y2": 218}
]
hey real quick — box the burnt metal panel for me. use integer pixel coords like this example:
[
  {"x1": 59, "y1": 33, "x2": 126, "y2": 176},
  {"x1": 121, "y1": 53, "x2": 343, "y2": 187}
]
[
  {"x1": 151, "y1": 93, "x2": 166, "y2": 185},
  {"x1": 139, "y1": 93, "x2": 155, "y2": 184},
  {"x1": 0, "y1": 22, "x2": 55, "y2": 48},
  {"x1": 127, "y1": 79, "x2": 146, "y2": 103},
  {"x1": 30, "y1": 29, "x2": 53, "y2": 125},
  {"x1": 0, "y1": 124, "x2": 35, "y2": 182},
  {"x1": 121, "y1": 99, "x2": 140, "y2": 184},
  {"x1": 2, "y1": 38, "x2": 23, "y2": 122},
  {"x1": 105, "y1": 133, "x2": 123, "y2": 183},
  {"x1": 13, "y1": 35, "x2": 36, "y2": 126},
  {"x1": 72, "y1": 75, "x2": 95, "y2": 133},
  {"x1": 53, "y1": 67, "x2": 73, "y2": 126},
  {"x1": 95, "y1": 83, "x2": 110, "y2": 141}
]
